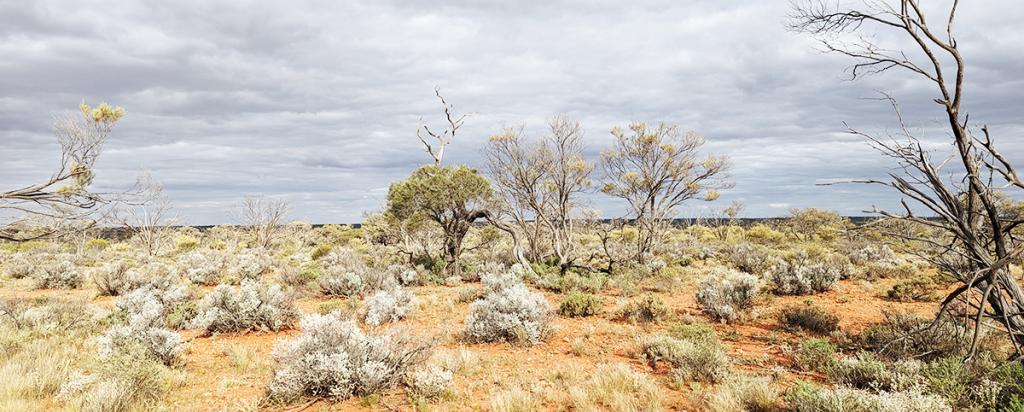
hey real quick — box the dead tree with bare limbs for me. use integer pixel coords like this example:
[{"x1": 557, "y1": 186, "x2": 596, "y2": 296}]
[
  {"x1": 0, "y1": 102, "x2": 125, "y2": 242},
  {"x1": 416, "y1": 87, "x2": 467, "y2": 166},
  {"x1": 791, "y1": 0, "x2": 1024, "y2": 359}
]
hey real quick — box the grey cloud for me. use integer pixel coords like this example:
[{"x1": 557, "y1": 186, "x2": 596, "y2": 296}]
[{"x1": 1, "y1": 0, "x2": 1022, "y2": 224}]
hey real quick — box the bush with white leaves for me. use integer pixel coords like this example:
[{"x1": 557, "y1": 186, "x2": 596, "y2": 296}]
[
  {"x1": 178, "y1": 249, "x2": 226, "y2": 285},
  {"x1": 34, "y1": 259, "x2": 83, "y2": 289},
  {"x1": 320, "y1": 270, "x2": 364, "y2": 297},
  {"x1": 190, "y1": 280, "x2": 298, "y2": 333},
  {"x1": 463, "y1": 272, "x2": 553, "y2": 345},
  {"x1": 362, "y1": 286, "x2": 415, "y2": 327},
  {"x1": 5, "y1": 253, "x2": 35, "y2": 279},
  {"x1": 97, "y1": 284, "x2": 187, "y2": 365},
  {"x1": 407, "y1": 365, "x2": 453, "y2": 399},
  {"x1": 696, "y1": 268, "x2": 761, "y2": 323},
  {"x1": 266, "y1": 313, "x2": 432, "y2": 402},
  {"x1": 234, "y1": 248, "x2": 273, "y2": 280},
  {"x1": 93, "y1": 261, "x2": 145, "y2": 296},
  {"x1": 768, "y1": 255, "x2": 841, "y2": 295}
]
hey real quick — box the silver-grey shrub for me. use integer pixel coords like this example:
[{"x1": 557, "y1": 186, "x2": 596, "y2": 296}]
[
  {"x1": 233, "y1": 248, "x2": 273, "y2": 280},
  {"x1": 362, "y1": 286, "x2": 415, "y2": 327},
  {"x1": 178, "y1": 249, "x2": 226, "y2": 285},
  {"x1": 93, "y1": 261, "x2": 145, "y2": 296},
  {"x1": 34, "y1": 259, "x2": 83, "y2": 289},
  {"x1": 320, "y1": 270, "x2": 364, "y2": 297},
  {"x1": 406, "y1": 365, "x2": 453, "y2": 399},
  {"x1": 463, "y1": 272, "x2": 553, "y2": 345},
  {"x1": 786, "y1": 383, "x2": 951, "y2": 412},
  {"x1": 189, "y1": 280, "x2": 298, "y2": 333},
  {"x1": 639, "y1": 334, "x2": 731, "y2": 384},
  {"x1": 768, "y1": 256, "x2": 841, "y2": 295},
  {"x1": 5, "y1": 253, "x2": 35, "y2": 279},
  {"x1": 725, "y1": 243, "x2": 779, "y2": 275},
  {"x1": 266, "y1": 313, "x2": 431, "y2": 402},
  {"x1": 98, "y1": 285, "x2": 188, "y2": 365},
  {"x1": 696, "y1": 268, "x2": 761, "y2": 323}
]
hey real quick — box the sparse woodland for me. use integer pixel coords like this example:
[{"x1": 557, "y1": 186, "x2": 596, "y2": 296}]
[{"x1": 3, "y1": 1, "x2": 1024, "y2": 411}]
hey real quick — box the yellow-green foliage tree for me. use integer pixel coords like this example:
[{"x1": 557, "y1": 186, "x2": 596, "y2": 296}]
[
  {"x1": 786, "y1": 208, "x2": 851, "y2": 242},
  {"x1": 601, "y1": 122, "x2": 732, "y2": 262},
  {"x1": 0, "y1": 102, "x2": 125, "y2": 241},
  {"x1": 386, "y1": 165, "x2": 492, "y2": 276}
]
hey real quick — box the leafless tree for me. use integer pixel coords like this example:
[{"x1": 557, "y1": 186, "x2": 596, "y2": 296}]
[
  {"x1": 485, "y1": 115, "x2": 594, "y2": 273},
  {"x1": 791, "y1": 0, "x2": 1024, "y2": 358},
  {"x1": 416, "y1": 87, "x2": 467, "y2": 167},
  {"x1": 115, "y1": 173, "x2": 176, "y2": 256},
  {"x1": 0, "y1": 102, "x2": 125, "y2": 242},
  {"x1": 600, "y1": 122, "x2": 732, "y2": 262},
  {"x1": 238, "y1": 196, "x2": 289, "y2": 250}
]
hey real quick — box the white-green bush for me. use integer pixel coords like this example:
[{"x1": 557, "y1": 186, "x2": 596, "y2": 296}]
[
  {"x1": 362, "y1": 287, "x2": 415, "y2": 327},
  {"x1": 5, "y1": 253, "x2": 35, "y2": 279},
  {"x1": 696, "y1": 268, "x2": 760, "y2": 322},
  {"x1": 92, "y1": 261, "x2": 144, "y2": 296},
  {"x1": 320, "y1": 271, "x2": 364, "y2": 297},
  {"x1": 406, "y1": 365, "x2": 453, "y2": 399},
  {"x1": 786, "y1": 383, "x2": 951, "y2": 412},
  {"x1": 768, "y1": 257, "x2": 841, "y2": 295},
  {"x1": 463, "y1": 272, "x2": 553, "y2": 345},
  {"x1": 98, "y1": 285, "x2": 187, "y2": 365},
  {"x1": 639, "y1": 334, "x2": 731, "y2": 383},
  {"x1": 266, "y1": 313, "x2": 431, "y2": 402},
  {"x1": 234, "y1": 248, "x2": 272, "y2": 280},
  {"x1": 34, "y1": 259, "x2": 83, "y2": 289},
  {"x1": 189, "y1": 280, "x2": 297, "y2": 333},
  {"x1": 178, "y1": 249, "x2": 225, "y2": 285}
]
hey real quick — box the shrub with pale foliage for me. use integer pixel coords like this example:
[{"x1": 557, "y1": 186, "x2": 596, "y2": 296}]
[
  {"x1": 785, "y1": 382, "x2": 951, "y2": 412},
  {"x1": 696, "y1": 268, "x2": 760, "y2": 322},
  {"x1": 34, "y1": 259, "x2": 83, "y2": 289},
  {"x1": 362, "y1": 286, "x2": 415, "y2": 327},
  {"x1": 189, "y1": 280, "x2": 297, "y2": 333},
  {"x1": 463, "y1": 272, "x2": 553, "y2": 345},
  {"x1": 178, "y1": 249, "x2": 225, "y2": 285},
  {"x1": 266, "y1": 313, "x2": 432, "y2": 402}
]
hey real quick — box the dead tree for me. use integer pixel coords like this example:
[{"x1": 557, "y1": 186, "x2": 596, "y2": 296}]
[
  {"x1": 0, "y1": 102, "x2": 125, "y2": 242},
  {"x1": 416, "y1": 87, "x2": 466, "y2": 167},
  {"x1": 238, "y1": 196, "x2": 289, "y2": 250},
  {"x1": 791, "y1": 0, "x2": 1024, "y2": 359},
  {"x1": 114, "y1": 173, "x2": 176, "y2": 256}
]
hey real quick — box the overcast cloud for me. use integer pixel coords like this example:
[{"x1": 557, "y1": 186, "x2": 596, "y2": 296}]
[{"x1": 1, "y1": 0, "x2": 1022, "y2": 224}]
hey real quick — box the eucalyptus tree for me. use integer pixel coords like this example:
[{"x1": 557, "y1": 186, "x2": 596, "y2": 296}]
[{"x1": 600, "y1": 122, "x2": 732, "y2": 262}]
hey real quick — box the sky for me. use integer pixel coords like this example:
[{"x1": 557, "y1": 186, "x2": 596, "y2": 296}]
[{"x1": 1, "y1": 0, "x2": 1022, "y2": 225}]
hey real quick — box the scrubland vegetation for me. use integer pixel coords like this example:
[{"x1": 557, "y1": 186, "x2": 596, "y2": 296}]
[{"x1": 2, "y1": 1, "x2": 1023, "y2": 411}]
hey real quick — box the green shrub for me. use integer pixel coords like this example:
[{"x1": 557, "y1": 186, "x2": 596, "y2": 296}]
[
  {"x1": 793, "y1": 339, "x2": 837, "y2": 372},
  {"x1": 778, "y1": 304, "x2": 839, "y2": 334},
  {"x1": 617, "y1": 294, "x2": 670, "y2": 324},
  {"x1": 858, "y1": 311, "x2": 967, "y2": 361},
  {"x1": 311, "y1": 244, "x2": 333, "y2": 260},
  {"x1": 886, "y1": 277, "x2": 938, "y2": 302},
  {"x1": 826, "y1": 352, "x2": 920, "y2": 392},
  {"x1": 784, "y1": 381, "x2": 951, "y2": 412},
  {"x1": 559, "y1": 291, "x2": 603, "y2": 317},
  {"x1": 639, "y1": 334, "x2": 730, "y2": 384},
  {"x1": 921, "y1": 357, "x2": 971, "y2": 407},
  {"x1": 668, "y1": 322, "x2": 717, "y2": 342}
]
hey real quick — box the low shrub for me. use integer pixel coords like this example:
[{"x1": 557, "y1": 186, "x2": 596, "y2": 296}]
[
  {"x1": 362, "y1": 287, "x2": 415, "y2": 327},
  {"x1": 463, "y1": 272, "x2": 553, "y2": 345},
  {"x1": 617, "y1": 294, "x2": 670, "y2": 324},
  {"x1": 178, "y1": 249, "x2": 225, "y2": 286},
  {"x1": 696, "y1": 268, "x2": 760, "y2": 323},
  {"x1": 768, "y1": 256, "x2": 840, "y2": 295},
  {"x1": 792, "y1": 338, "x2": 837, "y2": 372},
  {"x1": 858, "y1": 311, "x2": 967, "y2": 361},
  {"x1": 639, "y1": 334, "x2": 731, "y2": 383},
  {"x1": 886, "y1": 276, "x2": 939, "y2": 302},
  {"x1": 778, "y1": 303, "x2": 839, "y2": 334},
  {"x1": 703, "y1": 375, "x2": 782, "y2": 412},
  {"x1": 668, "y1": 322, "x2": 717, "y2": 342},
  {"x1": 93, "y1": 261, "x2": 145, "y2": 296},
  {"x1": 406, "y1": 365, "x2": 453, "y2": 400},
  {"x1": 234, "y1": 248, "x2": 272, "y2": 280},
  {"x1": 320, "y1": 270, "x2": 364, "y2": 297},
  {"x1": 189, "y1": 280, "x2": 298, "y2": 333},
  {"x1": 266, "y1": 313, "x2": 432, "y2": 402},
  {"x1": 725, "y1": 243, "x2": 779, "y2": 275},
  {"x1": 558, "y1": 291, "x2": 603, "y2": 317},
  {"x1": 826, "y1": 352, "x2": 922, "y2": 392},
  {"x1": 5, "y1": 254, "x2": 35, "y2": 279},
  {"x1": 785, "y1": 381, "x2": 951, "y2": 412},
  {"x1": 861, "y1": 261, "x2": 917, "y2": 280},
  {"x1": 567, "y1": 363, "x2": 662, "y2": 411},
  {"x1": 34, "y1": 260, "x2": 83, "y2": 289}
]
